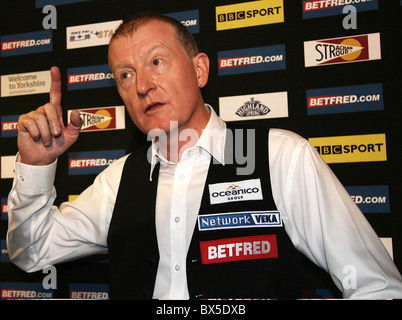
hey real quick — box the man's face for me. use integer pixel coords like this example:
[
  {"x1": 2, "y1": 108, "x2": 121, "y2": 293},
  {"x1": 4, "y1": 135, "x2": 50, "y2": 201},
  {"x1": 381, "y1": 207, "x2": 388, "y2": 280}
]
[{"x1": 108, "y1": 20, "x2": 209, "y2": 136}]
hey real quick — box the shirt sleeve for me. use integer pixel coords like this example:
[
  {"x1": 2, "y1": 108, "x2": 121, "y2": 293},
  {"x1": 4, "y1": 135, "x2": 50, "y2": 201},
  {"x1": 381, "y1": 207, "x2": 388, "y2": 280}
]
[
  {"x1": 268, "y1": 128, "x2": 402, "y2": 299},
  {"x1": 6, "y1": 153, "x2": 129, "y2": 273}
]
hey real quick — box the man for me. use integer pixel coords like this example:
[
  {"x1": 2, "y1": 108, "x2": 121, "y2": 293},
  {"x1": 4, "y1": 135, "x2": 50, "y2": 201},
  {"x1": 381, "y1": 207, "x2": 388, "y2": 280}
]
[{"x1": 7, "y1": 13, "x2": 402, "y2": 299}]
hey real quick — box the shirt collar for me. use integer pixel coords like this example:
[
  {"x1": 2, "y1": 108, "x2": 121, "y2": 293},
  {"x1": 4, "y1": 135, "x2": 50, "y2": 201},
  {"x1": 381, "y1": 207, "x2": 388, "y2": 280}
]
[{"x1": 149, "y1": 104, "x2": 227, "y2": 180}]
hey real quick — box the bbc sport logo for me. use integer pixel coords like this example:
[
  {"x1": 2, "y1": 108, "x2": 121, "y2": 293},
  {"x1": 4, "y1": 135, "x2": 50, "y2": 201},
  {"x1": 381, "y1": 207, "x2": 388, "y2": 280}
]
[
  {"x1": 215, "y1": 0, "x2": 284, "y2": 31},
  {"x1": 309, "y1": 133, "x2": 387, "y2": 164}
]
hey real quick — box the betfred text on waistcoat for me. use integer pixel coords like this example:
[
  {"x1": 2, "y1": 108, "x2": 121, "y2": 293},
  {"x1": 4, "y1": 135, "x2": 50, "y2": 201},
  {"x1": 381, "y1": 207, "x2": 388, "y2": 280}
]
[{"x1": 200, "y1": 235, "x2": 278, "y2": 264}]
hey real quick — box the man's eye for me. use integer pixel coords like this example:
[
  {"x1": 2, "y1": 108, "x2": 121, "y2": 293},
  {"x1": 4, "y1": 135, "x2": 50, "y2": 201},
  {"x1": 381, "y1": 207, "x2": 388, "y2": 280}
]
[
  {"x1": 122, "y1": 72, "x2": 131, "y2": 80},
  {"x1": 152, "y1": 59, "x2": 162, "y2": 66}
]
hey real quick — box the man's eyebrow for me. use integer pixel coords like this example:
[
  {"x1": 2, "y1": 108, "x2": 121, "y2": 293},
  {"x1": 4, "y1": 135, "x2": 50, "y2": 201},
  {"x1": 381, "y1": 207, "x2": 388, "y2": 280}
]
[
  {"x1": 111, "y1": 43, "x2": 173, "y2": 72},
  {"x1": 112, "y1": 63, "x2": 133, "y2": 71},
  {"x1": 109, "y1": 64, "x2": 133, "y2": 76},
  {"x1": 145, "y1": 43, "x2": 173, "y2": 56}
]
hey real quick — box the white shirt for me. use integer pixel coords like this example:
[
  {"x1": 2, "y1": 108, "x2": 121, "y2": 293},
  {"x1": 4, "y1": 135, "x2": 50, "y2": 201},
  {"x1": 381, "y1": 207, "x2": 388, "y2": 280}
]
[{"x1": 7, "y1": 105, "x2": 402, "y2": 299}]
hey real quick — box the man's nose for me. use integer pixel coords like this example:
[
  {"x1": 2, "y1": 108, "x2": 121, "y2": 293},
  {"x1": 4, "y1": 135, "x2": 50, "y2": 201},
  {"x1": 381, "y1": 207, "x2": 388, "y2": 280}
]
[{"x1": 136, "y1": 70, "x2": 156, "y2": 96}]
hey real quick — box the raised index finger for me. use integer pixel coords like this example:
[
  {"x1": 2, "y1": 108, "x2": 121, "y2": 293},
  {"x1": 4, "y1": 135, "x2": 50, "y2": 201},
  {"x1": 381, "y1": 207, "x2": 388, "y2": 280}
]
[{"x1": 49, "y1": 66, "x2": 62, "y2": 111}]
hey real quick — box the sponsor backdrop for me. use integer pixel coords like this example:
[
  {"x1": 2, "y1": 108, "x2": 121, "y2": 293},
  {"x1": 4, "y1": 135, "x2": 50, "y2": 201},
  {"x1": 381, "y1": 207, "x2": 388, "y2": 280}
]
[{"x1": 0, "y1": 0, "x2": 401, "y2": 300}]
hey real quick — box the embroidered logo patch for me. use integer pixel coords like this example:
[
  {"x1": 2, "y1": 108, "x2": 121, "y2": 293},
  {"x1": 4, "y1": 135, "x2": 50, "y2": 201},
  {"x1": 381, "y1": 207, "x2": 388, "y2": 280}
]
[
  {"x1": 198, "y1": 211, "x2": 282, "y2": 231},
  {"x1": 200, "y1": 235, "x2": 278, "y2": 264},
  {"x1": 208, "y1": 179, "x2": 263, "y2": 204}
]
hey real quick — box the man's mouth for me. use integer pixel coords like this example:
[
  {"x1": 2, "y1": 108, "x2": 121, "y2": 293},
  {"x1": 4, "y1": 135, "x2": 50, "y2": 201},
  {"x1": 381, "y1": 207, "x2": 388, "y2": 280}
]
[{"x1": 145, "y1": 103, "x2": 163, "y2": 113}]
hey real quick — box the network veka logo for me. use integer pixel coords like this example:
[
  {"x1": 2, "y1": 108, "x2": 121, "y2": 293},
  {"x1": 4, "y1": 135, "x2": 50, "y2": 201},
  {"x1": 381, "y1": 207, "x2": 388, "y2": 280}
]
[
  {"x1": 215, "y1": 0, "x2": 284, "y2": 31},
  {"x1": 309, "y1": 133, "x2": 386, "y2": 164}
]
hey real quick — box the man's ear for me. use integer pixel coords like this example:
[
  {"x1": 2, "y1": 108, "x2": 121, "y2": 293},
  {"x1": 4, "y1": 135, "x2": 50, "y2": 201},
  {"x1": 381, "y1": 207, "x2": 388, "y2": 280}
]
[{"x1": 193, "y1": 53, "x2": 210, "y2": 88}]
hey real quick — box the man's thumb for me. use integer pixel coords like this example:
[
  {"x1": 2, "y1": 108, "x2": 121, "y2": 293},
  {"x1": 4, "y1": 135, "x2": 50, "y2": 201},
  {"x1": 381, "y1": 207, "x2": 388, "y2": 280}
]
[{"x1": 66, "y1": 110, "x2": 83, "y2": 135}]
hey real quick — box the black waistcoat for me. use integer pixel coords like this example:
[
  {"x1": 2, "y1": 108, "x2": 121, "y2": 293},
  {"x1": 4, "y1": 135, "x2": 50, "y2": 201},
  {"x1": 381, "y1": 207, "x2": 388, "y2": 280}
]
[{"x1": 107, "y1": 126, "x2": 302, "y2": 299}]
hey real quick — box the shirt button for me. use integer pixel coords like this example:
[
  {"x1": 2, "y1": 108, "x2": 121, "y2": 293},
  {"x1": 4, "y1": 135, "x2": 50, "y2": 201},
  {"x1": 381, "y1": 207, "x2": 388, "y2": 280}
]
[
  {"x1": 175, "y1": 264, "x2": 180, "y2": 271},
  {"x1": 174, "y1": 216, "x2": 180, "y2": 223},
  {"x1": 19, "y1": 176, "x2": 25, "y2": 181},
  {"x1": 180, "y1": 174, "x2": 186, "y2": 180}
]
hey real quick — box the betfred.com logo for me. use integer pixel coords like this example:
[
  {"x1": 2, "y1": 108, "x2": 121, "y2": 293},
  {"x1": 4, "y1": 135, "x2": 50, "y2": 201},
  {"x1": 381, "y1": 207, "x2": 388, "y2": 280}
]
[
  {"x1": 218, "y1": 44, "x2": 286, "y2": 76},
  {"x1": 302, "y1": 0, "x2": 379, "y2": 19},
  {"x1": 1, "y1": 115, "x2": 19, "y2": 137},
  {"x1": 68, "y1": 149, "x2": 125, "y2": 175},
  {"x1": 304, "y1": 33, "x2": 381, "y2": 67},
  {"x1": 345, "y1": 185, "x2": 390, "y2": 213},
  {"x1": 1, "y1": 30, "x2": 52, "y2": 57},
  {"x1": 165, "y1": 9, "x2": 200, "y2": 34},
  {"x1": 67, "y1": 64, "x2": 115, "y2": 91},
  {"x1": 306, "y1": 83, "x2": 384, "y2": 115}
]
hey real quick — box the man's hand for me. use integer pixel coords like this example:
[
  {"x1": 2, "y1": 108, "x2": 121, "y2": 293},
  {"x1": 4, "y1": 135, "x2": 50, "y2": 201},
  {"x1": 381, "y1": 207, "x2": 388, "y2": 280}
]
[{"x1": 17, "y1": 66, "x2": 83, "y2": 166}]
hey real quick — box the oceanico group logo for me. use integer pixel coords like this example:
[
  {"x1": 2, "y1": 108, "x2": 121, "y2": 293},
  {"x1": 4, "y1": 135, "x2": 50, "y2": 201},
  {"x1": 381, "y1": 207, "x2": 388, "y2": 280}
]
[
  {"x1": 208, "y1": 179, "x2": 263, "y2": 204},
  {"x1": 304, "y1": 33, "x2": 381, "y2": 67}
]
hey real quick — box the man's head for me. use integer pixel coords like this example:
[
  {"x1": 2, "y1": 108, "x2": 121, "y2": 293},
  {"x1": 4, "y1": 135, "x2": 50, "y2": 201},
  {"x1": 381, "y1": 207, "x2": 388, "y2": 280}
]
[
  {"x1": 108, "y1": 13, "x2": 210, "y2": 137},
  {"x1": 111, "y1": 13, "x2": 199, "y2": 59}
]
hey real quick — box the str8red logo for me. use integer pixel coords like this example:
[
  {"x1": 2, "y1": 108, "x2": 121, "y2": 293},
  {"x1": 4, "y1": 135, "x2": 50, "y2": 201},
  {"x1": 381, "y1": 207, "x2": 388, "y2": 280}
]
[{"x1": 200, "y1": 235, "x2": 278, "y2": 264}]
